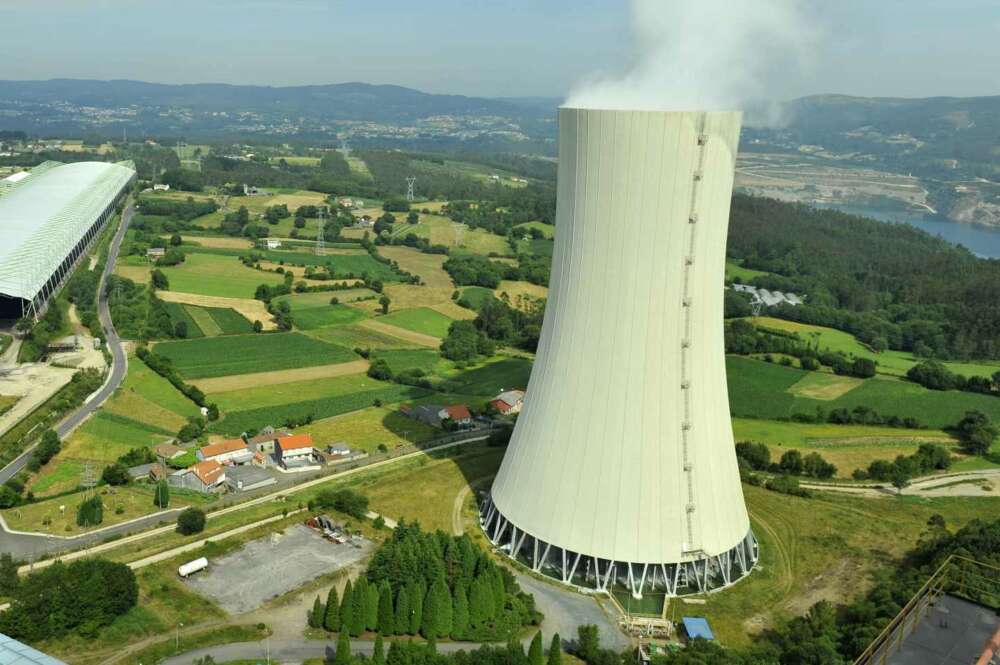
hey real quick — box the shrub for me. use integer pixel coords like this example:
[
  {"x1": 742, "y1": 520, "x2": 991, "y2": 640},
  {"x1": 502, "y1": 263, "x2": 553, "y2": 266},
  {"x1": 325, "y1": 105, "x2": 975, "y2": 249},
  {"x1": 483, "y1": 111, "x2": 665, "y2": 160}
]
[
  {"x1": 76, "y1": 495, "x2": 104, "y2": 527},
  {"x1": 315, "y1": 488, "x2": 369, "y2": 519},
  {"x1": 176, "y1": 507, "x2": 206, "y2": 535}
]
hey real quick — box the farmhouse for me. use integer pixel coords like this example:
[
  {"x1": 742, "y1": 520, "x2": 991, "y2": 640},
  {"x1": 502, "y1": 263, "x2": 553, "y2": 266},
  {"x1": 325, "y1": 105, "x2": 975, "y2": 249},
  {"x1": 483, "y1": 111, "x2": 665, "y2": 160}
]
[
  {"x1": 401, "y1": 403, "x2": 473, "y2": 428},
  {"x1": 275, "y1": 434, "x2": 317, "y2": 468},
  {"x1": 127, "y1": 462, "x2": 166, "y2": 482},
  {"x1": 321, "y1": 443, "x2": 368, "y2": 466},
  {"x1": 198, "y1": 438, "x2": 252, "y2": 465},
  {"x1": 155, "y1": 443, "x2": 184, "y2": 461},
  {"x1": 490, "y1": 389, "x2": 525, "y2": 415},
  {"x1": 262, "y1": 238, "x2": 282, "y2": 250},
  {"x1": 247, "y1": 426, "x2": 291, "y2": 454},
  {"x1": 152, "y1": 183, "x2": 170, "y2": 191},
  {"x1": 170, "y1": 459, "x2": 226, "y2": 493},
  {"x1": 146, "y1": 247, "x2": 166, "y2": 261},
  {"x1": 440, "y1": 404, "x2": 472, "y2": 427}
]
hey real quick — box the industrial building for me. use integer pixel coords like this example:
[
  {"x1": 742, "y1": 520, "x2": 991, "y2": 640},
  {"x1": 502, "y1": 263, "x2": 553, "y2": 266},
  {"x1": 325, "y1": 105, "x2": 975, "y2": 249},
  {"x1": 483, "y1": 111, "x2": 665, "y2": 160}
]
[
  {"x1": 0, "y1": 160, "x2": 136, "y2": 319},
  {"x1": 483, "y1": 109, "x2": 757, "y2": 603}
]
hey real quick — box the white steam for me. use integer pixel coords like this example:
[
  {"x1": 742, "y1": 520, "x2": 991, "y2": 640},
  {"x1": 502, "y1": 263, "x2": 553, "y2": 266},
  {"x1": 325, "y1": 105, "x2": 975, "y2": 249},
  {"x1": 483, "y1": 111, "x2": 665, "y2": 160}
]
[{"x1": 565, "y1": 0, "x2": 816, "y2": 116}]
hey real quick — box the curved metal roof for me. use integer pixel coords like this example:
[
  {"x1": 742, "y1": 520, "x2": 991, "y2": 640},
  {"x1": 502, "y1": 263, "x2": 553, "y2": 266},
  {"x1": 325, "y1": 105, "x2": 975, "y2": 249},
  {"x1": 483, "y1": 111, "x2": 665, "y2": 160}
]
[{"x1": 0, "y1": 161, "x2": 135, "y2": 301}]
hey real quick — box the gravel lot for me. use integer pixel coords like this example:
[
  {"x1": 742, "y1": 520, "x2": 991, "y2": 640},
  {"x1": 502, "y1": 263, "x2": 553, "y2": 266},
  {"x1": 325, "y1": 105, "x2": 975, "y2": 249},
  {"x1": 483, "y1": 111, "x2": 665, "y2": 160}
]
[{"x1": 184, "y1": 524, "x2": 373, "y2": 614}]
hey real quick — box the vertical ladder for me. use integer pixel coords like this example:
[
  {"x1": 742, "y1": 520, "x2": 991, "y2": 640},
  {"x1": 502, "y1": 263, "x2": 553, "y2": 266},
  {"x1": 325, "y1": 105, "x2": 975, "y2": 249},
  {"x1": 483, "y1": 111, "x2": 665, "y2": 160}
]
[{"x1": 680, "y1": 116, "x2": 710, "y2": 552}]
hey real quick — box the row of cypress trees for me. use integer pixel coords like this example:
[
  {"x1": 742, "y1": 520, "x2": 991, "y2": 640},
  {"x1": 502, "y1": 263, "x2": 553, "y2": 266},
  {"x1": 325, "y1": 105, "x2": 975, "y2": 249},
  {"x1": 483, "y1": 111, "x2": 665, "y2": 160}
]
[{"x1": 321, "y1": 629, "x2": 563, "y2": 665}]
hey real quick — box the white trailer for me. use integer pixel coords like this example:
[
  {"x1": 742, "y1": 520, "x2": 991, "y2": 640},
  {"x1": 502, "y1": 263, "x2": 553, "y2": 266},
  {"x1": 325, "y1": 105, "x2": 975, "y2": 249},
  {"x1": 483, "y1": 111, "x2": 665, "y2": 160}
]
[{"x1": 178, "y1": 557, "x2": 208, "y2": 578}]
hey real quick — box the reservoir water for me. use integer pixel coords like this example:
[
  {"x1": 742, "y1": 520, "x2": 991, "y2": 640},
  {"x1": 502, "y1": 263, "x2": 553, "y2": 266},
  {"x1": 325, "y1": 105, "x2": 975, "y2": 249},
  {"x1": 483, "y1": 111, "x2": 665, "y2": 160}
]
[{"x1": 814, "y1": 204, "x2": 1000, "y2": 260}]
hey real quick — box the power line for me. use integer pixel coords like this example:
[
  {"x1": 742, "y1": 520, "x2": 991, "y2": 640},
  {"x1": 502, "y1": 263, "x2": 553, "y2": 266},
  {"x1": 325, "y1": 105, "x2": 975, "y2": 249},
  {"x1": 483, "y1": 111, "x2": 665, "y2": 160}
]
[{"x1": 406, "y1": 176, "x2": 416, "y2": 203}]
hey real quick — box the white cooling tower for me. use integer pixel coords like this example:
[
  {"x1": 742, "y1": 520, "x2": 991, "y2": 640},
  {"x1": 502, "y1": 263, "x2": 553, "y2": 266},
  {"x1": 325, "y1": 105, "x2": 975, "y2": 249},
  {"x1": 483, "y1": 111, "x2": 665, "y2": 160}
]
[{"x1": 482, "y1": 108, "x2": 757, "y2": 598}]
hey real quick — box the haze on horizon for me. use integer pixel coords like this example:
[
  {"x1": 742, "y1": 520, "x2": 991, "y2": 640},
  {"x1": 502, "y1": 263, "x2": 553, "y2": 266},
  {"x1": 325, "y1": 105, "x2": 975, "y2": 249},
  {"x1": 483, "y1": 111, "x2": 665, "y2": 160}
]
[{"x1": 2, "y1": 0, "x2": 1000, "y2": 102}]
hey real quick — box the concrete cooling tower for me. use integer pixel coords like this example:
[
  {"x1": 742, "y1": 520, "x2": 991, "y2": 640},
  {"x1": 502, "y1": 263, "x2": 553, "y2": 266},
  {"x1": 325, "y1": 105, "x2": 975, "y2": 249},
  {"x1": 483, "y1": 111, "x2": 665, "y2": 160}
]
[{"x1": 481, "y1": 108, "x2": 757, "y2": 599}]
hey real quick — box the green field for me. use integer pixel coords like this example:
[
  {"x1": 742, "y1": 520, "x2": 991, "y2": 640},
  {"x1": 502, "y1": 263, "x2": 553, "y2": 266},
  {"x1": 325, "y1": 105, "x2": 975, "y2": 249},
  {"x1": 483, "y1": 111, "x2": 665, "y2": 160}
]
[
  {"x1": 190, "y1": 247, "x2": 405, "y2": 281},
  {"x1": 274, "y1": 289, "x2": 376, "y2": 310},
  {"x1": 209, "y1": 383, "x2": 431, "y2": 435},
  {"x1": 726, "y1": 260, "x2": 770, "y2": 282},
  {"x1": 122, "y1": 355, "x2": 203, "y2": 420},
  {"x1": 441, "y1": 357, "x2": 532, "y2": 397},
  {"x1": 374, "y1": 349, "x2": 442, "y2": 374},
  {"x1": 515, "y1": 238, "x2": 554, "y2": 257},
  {"x1": 61, "y1": 412, "x2": 174, "y2": 465},
  {"x1": 209, "y1": 374, "x2": 390, "y2": 411},
  {"x1": 727, "y1": 355, "x2": 1000, "y2": 428},
  {"x1": 750, "y1": 316, "x2": 1000, "y2": 379},
  {"x1": 291, "y1": 305, "x2": 368, "y2": 331},
  {"x1": 305, "y1": 324, "x2": 422, "y2": 350},
  {"x1": 378, "y1": 307, "x2": 455, "y2": 338},
  {"x1": 513, "y1": 221, "x2": 554, "y2": 238},
  {"x1": 391, "y1": 213, "x2": 510, "y2": 256},
  {"x1": 458, "y1": 286, "x2": 496, "y2": 311},
  {"x1": 154, "y1": 332, "x2": 357, "y2": 379},
  {"x1": 159, "y1": 252, "x2": 284, "y2": 299},
  {"x1": 163, "y1": 302, "x2": 253, "y2": 338}
]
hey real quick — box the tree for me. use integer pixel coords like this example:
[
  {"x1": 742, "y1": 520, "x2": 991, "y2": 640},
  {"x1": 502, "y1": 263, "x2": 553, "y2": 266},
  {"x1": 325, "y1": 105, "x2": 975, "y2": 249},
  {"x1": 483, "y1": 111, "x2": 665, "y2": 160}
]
[
  {"x1": 101, "y1": 463, "x2": 131, "y2": 486},
  {"x1": 377, "y1": 582, "x2": 395, "y2": 635},
  {"x1": 176, "y1": 507, "x2": 206, "y2": 535},
  {"x1": 76, "y1": 495, "x2": 103, "y2": 527},
  {"x1": 309, "y1": 596, "x2": 325, "y2": 629},
  {"x1": 174, "y1": 320, "x2": 188, "y2": 338},
  {"x1": 350, "y1": 576, "x2": 368, "y2": 636},
  {"x1": 151, "y1": 268, "x2": 169, "y2": 290},
  {"x1": 340, "y1": 580, "x2": 355, "y2": 635},
  {"x1": 325, "y1": 585, "x2": 341, "y2": 632},
  {"x1": 529, "y1": 631, "x2": 544, "y2": 665},
  {"x1": 170, "y1": 233, "x2": 183, "y2": 246},
  {"x1": 408, "y1": 581, "x2": 425, "y2": 635},
  {"x1": 365, "y1": 578, "x2": 380, "y2": 632},
  {"x1": 379, "y1": 294, "x2": 391, "y2": 315},
  {"x1": 955, "y1": 410, "x2": 998, "y2": 456},
  {"x1": 394, "y1": 586, "x2": 411, "y2": 635},
  {"x1": 373, "y1": 633, "x2": 385, "y2": 665},
  {"x1": 252, "y1": 320, "x2": 263, "y2": 333},
  {"x1": 779, "y1": 449, "x2": 805, "y2": 475},
  {"x1": 407, "y1": 211, "x2": 419, "y2": 224},
  {"x1": 334, "y1": 629, "x2": 352, "y2": 665},
  {"x1": 547, "y1": 633, "x2": 562, "y2": 665},
  {"x1": 451, "y1": 582, "x2": 469, "y2": 639},
  {"x1": 314, "y1": 488, "x2": 369, "y2": 519},
  {"x1": 0, "y1": 553, "x2": 20, "y2": 597},
  {"x1": 153, "y1": 480, "x2": 170, "y2": 508}
]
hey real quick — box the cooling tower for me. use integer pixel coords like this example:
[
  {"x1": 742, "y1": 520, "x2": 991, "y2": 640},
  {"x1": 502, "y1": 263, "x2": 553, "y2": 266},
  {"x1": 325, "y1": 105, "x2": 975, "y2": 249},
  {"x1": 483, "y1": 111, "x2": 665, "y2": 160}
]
[{"x1": 481, "y1": 108, "x2": 757, "y2": 598}]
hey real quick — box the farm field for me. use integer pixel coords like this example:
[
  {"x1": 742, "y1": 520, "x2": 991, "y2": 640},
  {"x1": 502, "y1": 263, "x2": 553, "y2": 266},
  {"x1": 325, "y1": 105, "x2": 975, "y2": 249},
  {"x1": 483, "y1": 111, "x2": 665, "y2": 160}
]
[
  {"x1": 154, "y1": 332, "x2": 356, "y2": 379},
  {"x1": 513, "y1": 221, "x2": 554, "y2": 238},
  {"x1": 494, "y1": 280, "x2": 548, "y2": 305},
  {"x1": 731, "y1": 418, "x2": 957, "y2": 478},
  {"x1": 206, "y1": 372, "x2": 386, "y2": 411},
  {"x1": 457, "y1": 286, "x2": 495, "y2": 310},
  {"x1": 175, "y1": 235, "x2": 254, "y2": 250},
  {"x1": 306, "y1": 323, "x2": 419, "y2": 350},
  {"x1": 290, "y1": 303, "x2": 369, "y2": 331},
  {"x1": 749, "y1": 316, "x2": 1000, "y2": 378},
  {"x1": 786, "y1": 372, "x2": 862, "y2": 400},
  {"x1": 190, "y1": 359, "x2": 368, "y2": 394},
  {"x1": 376, "y1": 307, "x2": 455, "y2": 338},
  {"x1": 726, "y1": 259, "x2": 771, "y2": 282},
  {"x1": 156, "y1": 291, "x2": 275, "y2": 330},
  {"x1": 192, "y1": 246, "x2": 405, "y2": 281},
  {"x1": 164, "y1": 302, "x2": 253, "y2": 338},
  {"x1": 726, "y1": 355, "x2": 1000, "y2": 428},
  {"x1": 393, "y1": 213, "x2": 510, "y2": 256},
  {"x1": 372, "y1": 348, "x2": 442, "y2": 374},
  {"x1": 377, "y1": 246, "x2": 453, "y2": 289},
  {"x1": 273, "y1": 289, "x2": 376, "y2": 310},
  {"x1": 159, "y1": 252, "x2": 284, "y2": 299},
  {"x1": 440, "y1": 357, "x2": 532, "y2": 397},
  {"x1": 293, "y1": 405, "x2": 440, "y2": 452}
]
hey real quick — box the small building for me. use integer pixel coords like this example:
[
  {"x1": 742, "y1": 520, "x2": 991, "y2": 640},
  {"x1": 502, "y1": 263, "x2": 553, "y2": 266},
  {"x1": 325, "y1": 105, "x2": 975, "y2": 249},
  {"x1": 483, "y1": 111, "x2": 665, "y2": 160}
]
[
  {"x1": 439, "y1": 404, "x2": 472, "y2": 427},
  {"x1": 170, "y1": 459, "x2": 226, "y2": 494},
  {"x1": 155, "y1": 443, "x2": 184, "y2": 461},
  {"x1": 263, "y1": 238, "x2": 282, "y2": 250},
  {"x1": 47, "y1": 335, "x2": 81, "y2": 353},
  {"x1": 146, "y1": 247, "x2": 166, "y2": 261},
  {"x1": 127, "y1": 462, "x2": 165, "y2": 481},
  {"x1": 0, "y1": 631, "x2": 69, "y2": 665},
  {"x1": 247, "y1": 426, "x2": 291, "y2": 455},
  {"x1": 225, "y1": 465, "x2": 277, "y2": 492},
  {"x1": 321, "y1": 443, "x2": 368, "y2": 466},
  {"x1": 152, "y1": 183, "x2": 170, "y2": 191},
  {"x1": 337, "y1": 198, "x2": 354, "y2": 208},
  {"x1": 198, "y1": 438, "x2": 252, "y2": 465},
  {"x1": 401, "y1": 404, "x2": 445, "y2": 427},
  {"x1": 275, "y1": 434, "x2": 316, "y2": 467},
  {"x1": 357, "y1": 215, "x2": 374, "y2": 228},
  {"x1": 490, "y1": 390, "x2": 525, "y2": 415}
]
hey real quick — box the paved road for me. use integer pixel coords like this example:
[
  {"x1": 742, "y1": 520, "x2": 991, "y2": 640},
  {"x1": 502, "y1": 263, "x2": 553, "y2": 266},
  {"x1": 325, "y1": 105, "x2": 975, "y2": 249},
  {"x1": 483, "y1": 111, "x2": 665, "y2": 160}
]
[{"x1": 0, "y1": 204, "x2": 135, "y2": 557}]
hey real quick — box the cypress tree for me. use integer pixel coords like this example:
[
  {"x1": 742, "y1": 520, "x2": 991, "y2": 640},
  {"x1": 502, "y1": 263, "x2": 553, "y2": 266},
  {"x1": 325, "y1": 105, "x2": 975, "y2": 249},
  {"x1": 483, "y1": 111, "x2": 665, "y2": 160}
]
[
  {"x1": 426, "y1": 633, "x2": 437, "y2": 656},
  {"x1": 394, "y1": 586, "x2": 411, "y2": 635},
  {"x1": 377, "y1": 582, "x2": 395, "y2": 635},
  {"x1": 528, "y1": 631, "x2": 544, "y2": 665},
  {"x1": 469, "y1": 576, "x2": 489, "y2": 626},
  {"x1": 309, "y1": 596, "x2": 324, "y2": 628},
  {"x1": 334, "y1": 629, "x2": 352, "y2": 665},
  {"x1": 547, "y1": 633, "x2": 562, "y2": 665},
  {"x1": 490, "y1": 567, "x2": 506, "y2": 617},
  {"x1": 351, "y1": 576, "x2": 368, "y2": 636},
  {"x1": 420, "y1": 580, "x2": 436, "y2": 638},
  {"x1": 372, "y1": 633, "x2": 385, "y2": 665},
  {"x1": 365, "y1": 580, "x2": 380, "y2": 632},
  {"x1": 409, "y1": 581, "x2": 425, "y2": 635},
  {"x1": 324, "y1": 586, "x2": 341, "y2": 632},
  {"x1": 451, "y1": 582, "x2": 469, "y2": 639},
  {"x1": 340, "y1": 580, "x2": 355, "y2": 635},
  {"x1": 433, "y1": 576, "x2": 452, "y2": 638}
]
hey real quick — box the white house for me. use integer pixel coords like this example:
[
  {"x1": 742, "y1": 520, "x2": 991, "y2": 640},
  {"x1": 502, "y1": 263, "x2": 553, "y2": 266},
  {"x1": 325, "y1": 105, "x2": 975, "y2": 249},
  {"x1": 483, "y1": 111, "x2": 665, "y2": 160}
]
[
  {"x1": 275, "y1": 434, "x2": 316, "y2": 467},
  {"x1": 263, "y1": 238, "x2": 282, "y2": 250},
  {"x1": 198, "y1": 439, "x2": 252, "y2": 465},
  {"x1": 491, "y1": 390, "x2": 525, "y2": 415}
]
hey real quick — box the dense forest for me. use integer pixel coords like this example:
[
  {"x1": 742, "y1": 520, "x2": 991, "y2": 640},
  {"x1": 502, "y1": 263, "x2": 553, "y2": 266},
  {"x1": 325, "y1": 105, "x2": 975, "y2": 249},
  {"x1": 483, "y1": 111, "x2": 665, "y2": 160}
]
[{"x1": 728, "y1": 194, "x2": 1000, "y2": 359}]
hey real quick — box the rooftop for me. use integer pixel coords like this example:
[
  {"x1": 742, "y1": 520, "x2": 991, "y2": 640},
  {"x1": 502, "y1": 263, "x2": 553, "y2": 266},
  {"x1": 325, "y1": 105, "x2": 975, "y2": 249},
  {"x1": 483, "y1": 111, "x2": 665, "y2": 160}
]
[
  {"x1": 0, "y1": 633, "x2": 67, "y2": 665},
  {"x1": 191, "y1": 459, "x2": 224, "y2": 485},
  {"x1": 277, "y1": 434, "x2": 315, "y2": 451},
  {"x1": 0, "y1": 161, "x2": 135, "y2": 300},
  {"x1": 200, "y1": 438, "x2": 248, "y2": 458}
]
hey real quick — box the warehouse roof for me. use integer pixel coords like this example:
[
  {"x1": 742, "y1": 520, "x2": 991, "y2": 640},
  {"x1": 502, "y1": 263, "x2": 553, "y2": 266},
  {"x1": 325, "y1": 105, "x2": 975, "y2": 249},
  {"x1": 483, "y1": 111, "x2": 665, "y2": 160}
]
[
  {"x1": 0, "y1": 632, "x2": 67, "y2": 665},
  {"x1": 0, "y1": 160, "x2": 135, "y2": 300}
]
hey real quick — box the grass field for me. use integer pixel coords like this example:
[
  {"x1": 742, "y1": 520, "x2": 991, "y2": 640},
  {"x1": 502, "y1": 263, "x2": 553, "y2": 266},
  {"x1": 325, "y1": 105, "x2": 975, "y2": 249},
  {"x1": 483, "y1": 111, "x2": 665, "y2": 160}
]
[
  {"x1": 373, "y1": 349, "x2": 442, "y2": 374},
  {"x1": 786, "y1": 372, "x2": 863, "y2": 400},
  {"x1": 393, "y1": 214, "x2": 510, "y2": 256},
  {"x1": 191, "y1": 246, "x2": 405, "y2": 281},
  {"x1": 290, "y1": 303, "x2": 369, "y2": 331},
  {"x1": 305, "y1": 323, "x2": 422, "y2": 350},
  {"x1": 377, "y1": 307, "x2": 455, "y2": 338},
  {"x1": 494, "y1": 280, "x2": 548, "y2": 306},
  {"x1": 513, "y1": 221, "x2": 554, "y2": 238},
  {"x1": 376, "y1": 246, "x2": 453, "y2": 289},
  {"x1": 155, "y1": 332, "x2": 357, "y2": 379},
  {"x1": 209, "y1": 373, "x2": 392, "y2": 411},
  {"x1": 750, "y1": 316, "x2": 1000, "y2": 379},
  {"x1": 274, "y1": 289, "x2": 376, "y2": 310},
  {"x1": 458, "y1": 286, "x2": 495, "y2": 310},
  {"x1": 61, "y1": 412, "x2": 175, "y2": 463},
  {"x1": 732, "y1": 418, "x2": 957, "y2": 477},
  {"x1": 727, "y1": 355, "x2": 1000, "y2": 428},
  {"x1": 159, "y1": 252, "x2": 284, "y2": 299},
  {"x1": 441, "y1": 357, "x2": 532, "y2": 397},
  {"x1": 294, "y1": 406, "x2": 440, "y2": 452},
  {"x1": 726, "y1": 260, "x2": 770, "y2": 282}
]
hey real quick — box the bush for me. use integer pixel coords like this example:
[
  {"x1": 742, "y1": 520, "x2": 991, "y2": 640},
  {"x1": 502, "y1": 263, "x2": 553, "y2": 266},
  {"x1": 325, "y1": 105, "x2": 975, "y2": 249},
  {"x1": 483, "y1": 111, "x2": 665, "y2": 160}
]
[
  {"x1": 76, "y1": 495, "x2": 104, "y2": 527},
  {"x1": 176, "y1": 507, "x2": 206, "y2": 535},
  {"x1": 314, "y1": 488, "x2": 369, "y2": 519},
  {"x1": 27, "y1": 430, "x2": 60, "y2": 472},
  {"x1": 101, "y1": 464, "x2": 131, "y2": 486}
]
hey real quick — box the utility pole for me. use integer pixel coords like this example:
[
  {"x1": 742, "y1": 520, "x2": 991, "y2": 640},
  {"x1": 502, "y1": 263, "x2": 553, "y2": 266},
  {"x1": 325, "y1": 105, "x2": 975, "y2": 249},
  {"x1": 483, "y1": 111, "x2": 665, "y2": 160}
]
[{"x1": 316, "y1": 205, "x2": 326, "y2": 255}]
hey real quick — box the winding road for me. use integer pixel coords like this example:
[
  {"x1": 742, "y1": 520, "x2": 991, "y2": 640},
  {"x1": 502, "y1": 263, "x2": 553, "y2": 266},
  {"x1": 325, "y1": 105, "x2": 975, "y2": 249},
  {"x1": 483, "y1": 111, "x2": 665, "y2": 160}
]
[{"x1": 0, "y1": 203, "x2": 133, "y2": 557}]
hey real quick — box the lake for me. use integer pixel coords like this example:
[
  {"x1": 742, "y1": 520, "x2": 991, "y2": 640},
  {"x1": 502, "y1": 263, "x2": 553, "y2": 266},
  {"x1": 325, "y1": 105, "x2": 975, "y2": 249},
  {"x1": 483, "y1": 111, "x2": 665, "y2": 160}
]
[{"x1": 814, "y1": 204, "x2": 1000, "y2": 260}]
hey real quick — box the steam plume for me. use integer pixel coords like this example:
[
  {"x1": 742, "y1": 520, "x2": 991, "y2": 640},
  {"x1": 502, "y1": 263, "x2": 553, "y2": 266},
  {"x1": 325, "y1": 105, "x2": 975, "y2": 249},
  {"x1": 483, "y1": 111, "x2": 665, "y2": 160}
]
[{"x1": 565, "y1": 0, "x2": 815, "y2": 115}]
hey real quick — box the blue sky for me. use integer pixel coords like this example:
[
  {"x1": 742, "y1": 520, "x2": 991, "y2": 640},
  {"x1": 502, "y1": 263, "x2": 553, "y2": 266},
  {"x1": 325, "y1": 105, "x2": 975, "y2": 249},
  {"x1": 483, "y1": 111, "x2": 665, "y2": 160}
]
[{"x1": 2, "y1": 0, "x2": 999, "y2": 100}]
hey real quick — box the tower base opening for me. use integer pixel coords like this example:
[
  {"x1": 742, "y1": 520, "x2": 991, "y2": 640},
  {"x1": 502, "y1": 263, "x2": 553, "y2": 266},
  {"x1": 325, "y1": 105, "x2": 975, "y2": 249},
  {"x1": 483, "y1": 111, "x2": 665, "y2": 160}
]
[{"x1": 480, "y1": 494, "x2": 758, "y2": 612}]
